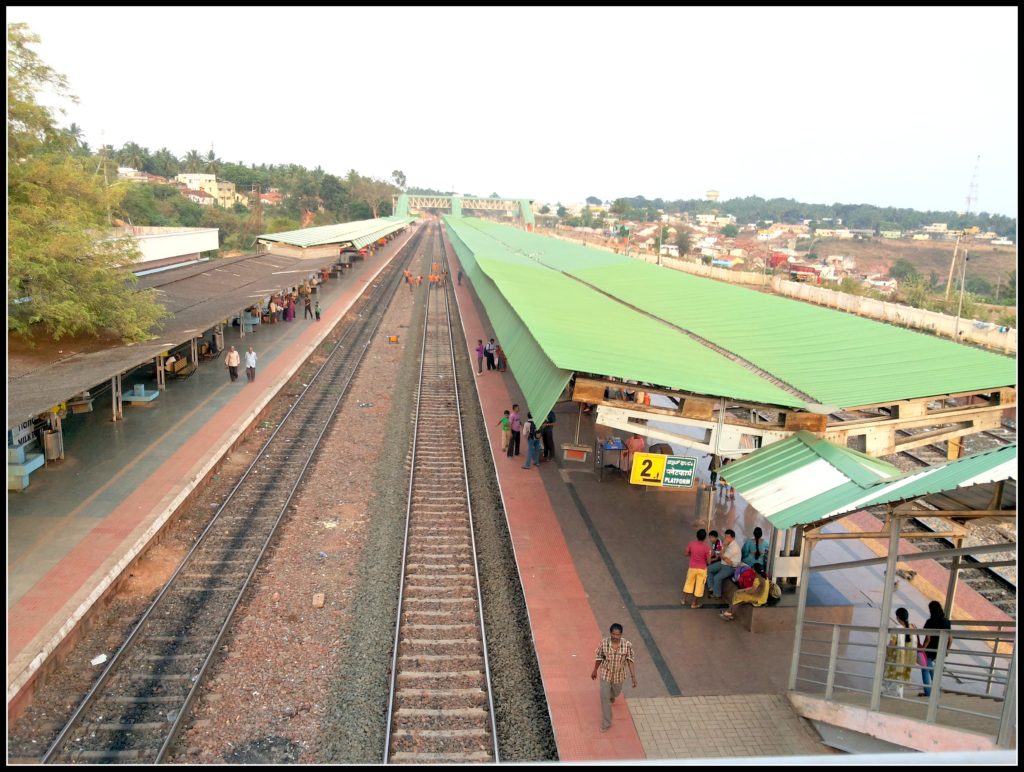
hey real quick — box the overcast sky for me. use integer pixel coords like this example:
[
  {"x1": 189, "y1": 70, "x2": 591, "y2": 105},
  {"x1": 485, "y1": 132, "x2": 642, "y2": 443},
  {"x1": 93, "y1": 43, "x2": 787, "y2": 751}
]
[{"x1": 9, "y1": 6, "x2": 1018, "y2": 215}]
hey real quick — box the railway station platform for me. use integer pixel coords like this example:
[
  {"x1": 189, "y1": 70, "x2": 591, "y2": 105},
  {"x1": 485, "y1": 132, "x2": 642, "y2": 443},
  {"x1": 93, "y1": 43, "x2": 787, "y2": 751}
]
[
  {"x1": 7, "y1": 223, "x2": 1010, "y2": 760},
  {"x1": 6, "y1": 232, "x2": 416, "y2": 716},
  {"x1": 446, "y1": 243, "x2": 1014, "y2": 761}
]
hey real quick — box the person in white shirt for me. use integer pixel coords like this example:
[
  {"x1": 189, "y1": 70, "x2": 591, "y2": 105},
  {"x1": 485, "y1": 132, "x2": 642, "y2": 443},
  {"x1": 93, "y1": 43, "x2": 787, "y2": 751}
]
[
  {"x1": 244, "y1": 346, "x2": 258, "y2": 382},
  {"x1": 707, "y1": 529, "x2": 741, "y2": 598}
]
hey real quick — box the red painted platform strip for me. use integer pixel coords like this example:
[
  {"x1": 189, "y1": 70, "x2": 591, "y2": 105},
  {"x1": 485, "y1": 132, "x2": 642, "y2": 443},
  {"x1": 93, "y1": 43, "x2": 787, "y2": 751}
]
[
  {"x1": 445, "y1": 233, "x2": 645, "y2": 761},
  {"x1": 7, "y1": 247, "x2": 405, "y2": 670}
]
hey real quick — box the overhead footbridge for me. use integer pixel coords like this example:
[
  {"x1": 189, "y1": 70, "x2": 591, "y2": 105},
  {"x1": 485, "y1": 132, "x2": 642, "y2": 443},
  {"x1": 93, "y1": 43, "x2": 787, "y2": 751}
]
[
  {"x1": 394, "y1": 193, "x2": 534, "y2": 228},
  {"x1": 443, "y1": 216, "x2": 1016, "y2": 458}
]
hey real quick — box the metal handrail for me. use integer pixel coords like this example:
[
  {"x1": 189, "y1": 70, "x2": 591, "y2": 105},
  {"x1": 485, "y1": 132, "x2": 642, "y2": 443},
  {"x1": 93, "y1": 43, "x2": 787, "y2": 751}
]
[{"x1": 792, "y1": 620, "x2": 1016, "y2": 747}]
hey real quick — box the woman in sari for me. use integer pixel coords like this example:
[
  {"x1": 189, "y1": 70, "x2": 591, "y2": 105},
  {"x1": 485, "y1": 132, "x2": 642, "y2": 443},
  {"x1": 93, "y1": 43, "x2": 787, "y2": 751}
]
[{"x1": 882, "y1": 607, "x2": 916, "y2": 698}]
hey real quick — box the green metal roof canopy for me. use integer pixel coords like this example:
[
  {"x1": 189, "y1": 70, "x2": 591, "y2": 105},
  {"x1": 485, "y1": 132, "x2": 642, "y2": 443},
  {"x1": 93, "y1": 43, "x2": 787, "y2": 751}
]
[
  {"x1": 725, "y1": 434, "x2": 1016, "y2": 530},
  {"x1": 454, "y1": 219, "x2": 1016, "y2": 410},
  {"x1": 259, "y1": 217, "x2": 413, "y2": 248},
  {"x1": 445, "y1": 216, "x2": 804, "y2": 421}
]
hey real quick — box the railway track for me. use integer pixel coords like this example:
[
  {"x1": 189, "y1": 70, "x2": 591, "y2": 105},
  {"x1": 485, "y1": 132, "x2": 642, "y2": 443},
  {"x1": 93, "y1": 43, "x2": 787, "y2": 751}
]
[
  {"x1": 383, "y1": 231, "x2": 498, "y2": 764},
  {"x1": 884, "y1": 422, "x2": 1017, "y2": 617},
  {"x1": 41, "y1": 227, "x2": 427, "y2": 764}
]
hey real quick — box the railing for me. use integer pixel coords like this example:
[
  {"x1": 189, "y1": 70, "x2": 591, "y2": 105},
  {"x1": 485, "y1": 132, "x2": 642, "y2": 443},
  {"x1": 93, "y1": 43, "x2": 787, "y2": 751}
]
[{"x1": 792, "y1": 620, "x2": 1015, "y2": 748}]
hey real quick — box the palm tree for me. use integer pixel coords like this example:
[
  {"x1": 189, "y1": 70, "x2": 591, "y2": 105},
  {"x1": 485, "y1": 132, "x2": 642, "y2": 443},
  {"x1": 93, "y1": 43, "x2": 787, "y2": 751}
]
[
  {"x1": 149, "y1": 147, "x2": 179, "y2": 178},
  {"x1": 117, "y1": 141, "x2": 148, "y2": 171},
  {"x1": 203, "y1": 149, "x2": 222, "y2": 176},
  {"x1": 182, "y1": 149, "x2": 204, "y2": 173}
]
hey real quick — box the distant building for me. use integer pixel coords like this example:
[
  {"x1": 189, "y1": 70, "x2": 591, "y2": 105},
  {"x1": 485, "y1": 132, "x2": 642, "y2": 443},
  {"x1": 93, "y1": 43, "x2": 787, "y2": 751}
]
[
  {"x1": 182, "y1": 188, "x2": 215, "y2": 206},
  {"x1": 923, "y1": 223, "x2": 949, "y2": 233},
  {"x1": 706, "y1": 189, "x2": 720, "y2": 202},
  {"x1": 880, "y1": 230, "x2": 902, "y2": 239}
]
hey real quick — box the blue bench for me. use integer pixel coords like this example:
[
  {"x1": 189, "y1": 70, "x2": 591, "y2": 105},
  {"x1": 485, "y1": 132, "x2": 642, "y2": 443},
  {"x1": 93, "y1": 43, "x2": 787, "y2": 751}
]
[
  {"x1": 122, "y1": 383, "x2": 160, "y2": 404},
  {"x1": 8, "y1": 444, "x2": 45, "y2": 491}
]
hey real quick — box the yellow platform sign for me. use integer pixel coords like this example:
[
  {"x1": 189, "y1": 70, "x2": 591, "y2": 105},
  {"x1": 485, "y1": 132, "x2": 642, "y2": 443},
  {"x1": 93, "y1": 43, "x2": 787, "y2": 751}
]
[
  {"x1": 630, "y1": 452, "x2": 667, "y2": 486},
  {"x1": 630, "y1": 452, "x2": 697, "y2": 488}
]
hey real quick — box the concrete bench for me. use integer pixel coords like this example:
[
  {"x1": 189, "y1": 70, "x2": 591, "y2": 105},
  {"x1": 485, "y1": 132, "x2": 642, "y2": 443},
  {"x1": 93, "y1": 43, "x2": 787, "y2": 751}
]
[
  {"x1": 122, "y1": 383, "x2": 159, "y2": 405},
  {"x1": 8, "y1": 446, "x2": 45, "y2": 491},
  {"x1": 722, "y1": 573, "x2": 854, "y2": 633}
]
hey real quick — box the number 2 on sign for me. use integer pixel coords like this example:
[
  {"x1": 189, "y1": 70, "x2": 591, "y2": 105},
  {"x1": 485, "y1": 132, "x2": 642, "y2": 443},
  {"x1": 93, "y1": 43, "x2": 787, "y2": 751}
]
[{"x1": 630, "y1": 452, "x2": 666, "y2": 486}]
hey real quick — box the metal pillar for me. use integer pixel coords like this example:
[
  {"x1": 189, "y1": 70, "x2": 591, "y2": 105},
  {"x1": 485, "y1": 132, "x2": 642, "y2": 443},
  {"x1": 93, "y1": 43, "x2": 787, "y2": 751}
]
[
  {"x1": 190, "y1": 338, "x2": 199, "y2": 369},
  {"x1": 997, "y1": 647, "x2": 1016, "y2": 747},
  {"x1": 788, "y1": 528, "x2": 815, "y2": 691},
  {"x1": 111, "y1": 374, "x2": 123, "y2": 421},
  {"x1": 239, "y1": 308, "x2": 245, "y2": 339},
  {"x1": 869, "y1": 509, "x2": 901, "y2": 711},
  {"x1": 156, "y1": 355, "x2": 167, "y2": 391},
  {"x1": 214, "y1": 324, "x2": 225, "y2": 353},
  {"x1": 943, "y1": 536, "x2": 963, "y2": 619}
]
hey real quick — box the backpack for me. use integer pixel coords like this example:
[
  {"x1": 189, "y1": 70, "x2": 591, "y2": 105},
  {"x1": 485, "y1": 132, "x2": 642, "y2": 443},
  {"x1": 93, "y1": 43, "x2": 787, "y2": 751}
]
[{"x1": 766, "y1": 581, "x2": 782, "y2": 606}]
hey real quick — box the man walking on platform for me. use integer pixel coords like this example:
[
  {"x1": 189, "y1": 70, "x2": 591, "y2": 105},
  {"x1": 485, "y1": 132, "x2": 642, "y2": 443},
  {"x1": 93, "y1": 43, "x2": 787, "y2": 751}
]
[
  {"x1": 304, "y1": 294, "x2": 314, "y2": 319},
  {"x1": 245, "y1": 346, "x2": 258, "y2": 382},
  {"x1": 225, "y1": 345, "x2": 241, "y2": 382},
  {"x1": 591, "y1": 622, "x2": 636, "y2": 733},
  {"x1": 485, "y1": 339, "x2": 497, "y2": 371}
]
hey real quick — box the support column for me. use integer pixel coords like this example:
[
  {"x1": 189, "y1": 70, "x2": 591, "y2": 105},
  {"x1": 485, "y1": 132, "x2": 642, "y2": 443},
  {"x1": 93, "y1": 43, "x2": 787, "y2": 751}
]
[
  {"x1": 111, "y1": 374, "x2": 123, "y2": 422},
  {"x1": 190, "y1": 338, "x2": 199, "y2": 368},
  {"x1": 214, "y1": 323, "x2": 225, "y2": 353},
  {"x1": 788, "y1": 527, "x2": 815, "y2": 691},
  {"x1": 156, "y1": 355, "x2": 166, "y2": 391},
  {"x1": 870, "y1": 507, "x2": 901, "y2": 711},
  {"x1": 944, "y1": 536, "x2": 963, "y2": 619}
]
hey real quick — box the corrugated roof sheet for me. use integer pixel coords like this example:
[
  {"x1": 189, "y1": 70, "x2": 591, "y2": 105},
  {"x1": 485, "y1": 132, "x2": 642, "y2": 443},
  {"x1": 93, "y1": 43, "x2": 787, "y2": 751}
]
[
  {"x1": 723, "y1": 432, "x2": 900, "y2": 528},
  {"x1": 260, "y1": 217, "x2": 412, "y2": 248},
  {"x1": 445, "y1": 217, "x2": 805, "y2": 421},
  {"x1": 726, "y1": 434, "x2": 1016, "y2": 529},
  {"x1": 454, "y1": 220, "x2": 1016, "y2": 409},
  {"x1": 9, "y1": 252, "x2": 339, "y2": 428}
]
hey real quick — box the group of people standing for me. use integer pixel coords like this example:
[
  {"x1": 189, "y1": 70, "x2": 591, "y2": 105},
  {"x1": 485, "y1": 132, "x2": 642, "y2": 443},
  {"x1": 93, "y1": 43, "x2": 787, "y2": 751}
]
[
  {"x1": 495, "y1": 404, "x2": 557, "y2": 469},
  {"x1": 266, "y1": 291, "x2": 320, "y2": 323},
  {"x1": 883, "y1": 601, "x2": 953, "y2": 698},
  {"x1": 475, "y1": 338, "x2": 506, "y2": 374}
]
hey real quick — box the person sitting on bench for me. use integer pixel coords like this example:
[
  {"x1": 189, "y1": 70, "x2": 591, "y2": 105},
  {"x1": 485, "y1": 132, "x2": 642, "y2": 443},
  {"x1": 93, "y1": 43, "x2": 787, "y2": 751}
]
[{"x1": 720, "y1": 563, "x2": 770, "y2": 621}]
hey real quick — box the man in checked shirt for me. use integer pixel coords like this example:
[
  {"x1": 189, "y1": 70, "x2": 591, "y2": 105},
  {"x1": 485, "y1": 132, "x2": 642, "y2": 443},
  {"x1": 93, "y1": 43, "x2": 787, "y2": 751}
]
[{"x1": 590, "y1": 622, "x2": 637, "y2": 732}]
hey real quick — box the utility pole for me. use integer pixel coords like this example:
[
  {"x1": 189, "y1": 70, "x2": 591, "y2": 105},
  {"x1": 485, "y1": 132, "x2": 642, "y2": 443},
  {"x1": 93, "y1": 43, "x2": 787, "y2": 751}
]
[{"x1": 946, "y1": 157, "x2": 980, "y2": 300}]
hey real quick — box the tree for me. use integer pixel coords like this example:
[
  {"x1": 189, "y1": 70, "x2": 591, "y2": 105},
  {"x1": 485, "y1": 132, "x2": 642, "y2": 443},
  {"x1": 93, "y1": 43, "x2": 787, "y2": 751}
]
[
  {"x1": 889, "y1": 259, "x2": 918, "y2": 281},
  {"x1": 610, "y1": 198, "x2": 631, "y2": 216},
  {"x1": 346, "y1": 171, "x2": 397, "y2": 218},
  {"x1": 147, "y1": 147, "x2": 180, "y2": 178},
  {"x1": 539, "y1": 204, "x2": 550, "y2": 215},
  {"x1": 8, "y1": 22, "x2": 165, "y2": 342},
  {"x1": 204, "y1": 148, "x2": 222, "y2": 176},
  {"x1": 391, "y1": 169, "x2": 406, "y2": 190},
  {"x1": 556, "y1": 203, "x2": 567, "y2": 218},
  {"x1": 674, "y1": 228, "x2": 692, "y2": 254},
  {"x1": 182, "y1": 149, "x2": 204, "y2": 173},
  {"x1": 586, "y1": 195, "x2": 602, "y2": 206},
  {"x1": 116, "y1": 141, "x2": 148, "y2": 171},
  {"x1": 720, "y1": 223, "x2": 739, "y2": 238}
]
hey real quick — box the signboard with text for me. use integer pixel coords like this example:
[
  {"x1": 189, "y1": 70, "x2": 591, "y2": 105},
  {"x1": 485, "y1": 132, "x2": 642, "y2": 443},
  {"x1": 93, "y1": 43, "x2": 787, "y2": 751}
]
[{"x1": 630, "y1": 452, "x2": 697, "y2": 489}]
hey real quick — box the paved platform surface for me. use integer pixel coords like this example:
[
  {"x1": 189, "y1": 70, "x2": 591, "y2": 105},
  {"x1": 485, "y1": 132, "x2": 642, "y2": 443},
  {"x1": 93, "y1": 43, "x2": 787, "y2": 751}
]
[{"x1": 6, "y1": 235, "x2": 413, "y2": 707}]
